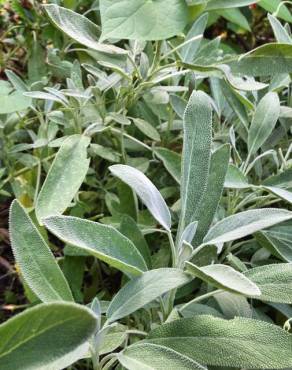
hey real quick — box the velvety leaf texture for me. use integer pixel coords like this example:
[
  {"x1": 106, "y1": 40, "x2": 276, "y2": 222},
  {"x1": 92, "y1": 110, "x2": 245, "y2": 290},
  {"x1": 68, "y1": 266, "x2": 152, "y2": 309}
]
[
  {"x1": 43, "y1": 215, "x2": 147, "y2": 276},
  {"x1": 36, "y1": 135, "x2": 90, "y2": 224},
  {"x1": 186, "y1": 262, "x2": 261, "y2": 296},
  {"x1": 193, "y1": 144, "x2": 230, "y2": 245},
  {"x1": 119, "y1": 343, "x2": 206, "y2": 370},
  {"x1": 100, "y1": 0, "x2": 189, "y2": 41},
  {"x1": 0, "y1": 302, "x2": 98, "y2": 370},
  {"x1": 179, "y1": 90, "x2": 212, "y2": 238},
  {"x1": 146, "y1": 315, "x2": 292, "y2": 368},
  {"x1": 9, "y1": 200, "x2": 73, "y2": 302},
  {"x1": 245, "y1": 263, "x2": 292, "y2": 303},
  {"x1": 107, "y1": 268, "x2": 191, "y2": 322},
  {"x1": 109, "y1": 164, "x2": 171, "y2": 230},
  {"x1": 203, "y1": 208, "x2": 292, "y2": 245}
]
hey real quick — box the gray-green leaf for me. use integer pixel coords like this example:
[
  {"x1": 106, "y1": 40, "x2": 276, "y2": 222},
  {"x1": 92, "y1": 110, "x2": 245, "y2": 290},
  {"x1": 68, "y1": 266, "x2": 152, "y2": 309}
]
[
  {"x1": 45, "y1": 4, "x2": 126, "y2": 55},
  {"x1": 119, "y1": 343, "x2": 206, "y2": 370},
  {"x1": 107, "y1": 268, "x2": 191, "y2": 322},
  {"x1": 203, "y1": 208, "x2": 292, "y2": 246},
  {"x1": 100, "y1": 0, "x2": 189, "y2": 41},
  {"x1": 146, "y1": 315, "x2": 292, "y2": 369},
  {"x1": 43, "y1": 215, "x2": 147, "y2": 276},
  {"x1": 185, "y1": 262, "x2": 261, "y2": 296},
  {"x1": 36, "y1": 135, "x2": 90, "y2": 224},
  {"x1": 248, "y1": 92, "x2": 280, "y2": 155},
  {"x1": 10, "y1": 200, "x2": 73, "y2": 302},
  {"x1": 179, "y1": 91, "x2": 212, "y2": 238},
  {"x1": 109, "y1": 165, "x2": 171, "y2": 230},
  {"x1": 0, "y1": 302, "x2": 97, "y2": 370},
  {"x1": 154, "y1": 147, "x2": 181, "y2": 184},
  {"x1": 245, "y1": 263, "x2": 292, "y2": 303}
]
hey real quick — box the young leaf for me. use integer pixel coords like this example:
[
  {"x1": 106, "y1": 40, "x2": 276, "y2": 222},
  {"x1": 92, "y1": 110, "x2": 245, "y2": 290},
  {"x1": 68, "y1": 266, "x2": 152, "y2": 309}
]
[
  {"x1": 193, "y1": 144, "x2": 230, "y2": 245},
  {"x1": 181, "y1": 13, "x2": 208, "y2": 63},
  {"x1": 36, "y1": 135, "x2": 90, "y2": 224},
  {"x1": 224, "y1": 164, "x2": 249, "y2": 189},
  {"x1": 9, "y1": 200, "x2": 73, "y2": 302},
  {"x1": 119, "y1": 343, "x2": 206, "y2": 370},
  {"x1": 262, "y1": 186, "x2": 292, "y2": 205},
  {"x1": 245, "y1": 263, "x2": 292, "y2": 303},
  {"x1": 154, "y1": 147, "x2": 181, "y2": 184},
  {"x1": 229, "y1": 43, "x2": 292, "y2": 76},
  {"x1": 0, "y1": 302, "x2": 97, "y2": 370},
  {"x1": 178, "y1": 221, "x2": 198, "y2": 249},
  {"x1": 99, "y1": 0, "x2": 189, "y2": 41},
  {"x1": 109, "y1": 165, "x2": 171, "y2": 230},
  {"x1": 44, "y1": 4, "x2": 126, "y2": 55},
  {"x1": 255, "y1": 223, "x2": 292, "y2": 262},
  {"x1": 248, "y1": 92, "x2": 280, "y2": 155},
  {"x1": 185, "y1": 262, "x2": 261, "y2": 296},
  {"x1": 179, "y1": 91, "x2": 212, "y2": 238},
  {"x1": 107, "y1": 268, "x2": 191, "y2": 322},
  {"x1": 268, "y1": 13, "x2": 292, "y2": 44},
  {"x1": 206, "y1": 0, "x2": 260, "y2": 10},
  {"x1": 43, "y1": 215, "x2": 147, "y2": 276},
  {"x1": 147, "y1": 315, "x2": 292, "y2": 369},
  {"x1": 132, "y1": 118, "x2": 161, "y2": 142},
  {"x1": 203, "y1": 208, "x2": 292, "y2": 246}
]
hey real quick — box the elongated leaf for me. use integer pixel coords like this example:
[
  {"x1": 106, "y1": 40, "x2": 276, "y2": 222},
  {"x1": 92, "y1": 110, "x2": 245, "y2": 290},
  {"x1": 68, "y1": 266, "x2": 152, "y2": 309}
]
[
  {"x1": 132, "y1": 118, "x2": 161, "y2": 141},
  {"x1": 107, "y1": 268, "x2": 191, "y2": 322},
  {"x1": 186, "y1": 262, "x2": 261, "y2": 296},
  {"x1": 0, "y1": 302, "x2": 97, "y2": 370},
  {"x1": 100, "y1": 0, "x2": 189, "y2": 41},
  {"x1": 146, "y1": 315, "x2": 292, "y2": 369},
  {"x1": 179, "y1": 91, "x2": 212, "y2": 238},
  {"x1": 119, "y1": 343, "x2": 206, "y2": 370},
  {"x1": 206, "y1": 0, "x2": 259, "y2": 10},
  {"x1": 248, "y1": 92, "x2": 280, "y2": 155},
  {"x1": 263, "y1": 186, "x2": 292, "y2": 205},
  {"x1": 224, "y1": 164, "x2": 249, "y2": 189},
  {"x1": 259, "y1": 0, "x2": 292, "y2": 22},
  {"x1": 193, "y1": 144, "x2": 230, "y2": 245},
  {"x1": 181, "y1": 13, "x2": 208, "y2": 63},
  {"x1": 203, "y1": 208, "x2": 292, "y2": 246},
  {"x1": 45, "y1": 4, "x2": 126, "y2": 55},
  {"x1": 229, "y1": 43, "x2": 292, "y2": 76},
  {"x1": 43, "y1": 215, "x2": 147, "y2": 276},
  {"x1": 36, "y1": 135, "x2": 90, "y2": 224},
  {"x1": 109, "y1": 165, "x2": 171, "y2": 230},
  {"x1": 255, "y1": 222, "x2": 292, "y2": 262},
  {"x1": 9, "y1": 200, "x2": 73, "y2": 302},
  {"x1": 154, "y1": 147, "x2": 181, "y2": 184},
  {"x1": 268, "y1": 14, "x2": 292, "y2": 44},
  {"x1": 245, "y1": 263, "x2": 292, "y2": 303}
]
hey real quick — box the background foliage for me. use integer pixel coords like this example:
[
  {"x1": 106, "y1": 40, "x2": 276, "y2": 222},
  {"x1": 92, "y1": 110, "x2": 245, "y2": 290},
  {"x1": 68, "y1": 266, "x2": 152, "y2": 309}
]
[{"x1": 0, "y1": 0, "x2": 292, "y2": 369}]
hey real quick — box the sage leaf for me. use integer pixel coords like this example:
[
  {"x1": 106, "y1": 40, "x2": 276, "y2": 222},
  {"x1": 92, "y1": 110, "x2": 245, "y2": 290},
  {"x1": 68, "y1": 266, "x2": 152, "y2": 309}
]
[
  {"x1": 255, "y1": 223, "x2": 292, "y2": 262},
  {"x1": 262, "y1": 186, "x2": 292, "y2": 205},
  {"x1": 185, "y1": 262, "x2": 261, "y2": 296},
  {"x1": 43, "y1": 215, "x2": 147, "y2": 276},
  {"x1": 193, "y1": 144, "x2": 230, "y2": 245},
  {"x1": 268, "y1": 14, "x2": 292, "y2": 44},
  {"x1": 147, "y1": 315, "x2": 292, "y2": 369},
  {"x1": 203, "y1": 208, "x2": 292, "y2": 246},
  {"x1": 0, "y1": 302, "x2": 97, "y2": 370},
  {"x1": 132, "y1": 118, "x2": 161, "y2": 142},
  {"x1": 109, "y1": 165, "x2": 171, "y2": 230},
  {"x1": 181, "y1": 13, "x2": 208, "y2": 63},
  {"x1": 119, "y1": 343, "x2": 206, "y2": 370},
  {"x1": 107, "y1": 268, "x2": 191, "y2": 322},
  {"x1": 10, "y1": 200, "x2": 73, "y2": 302},
  {"x1": 245, "y1": 263, "x2": 292, "y2": 303},
  {"x1": 179, "y1": 91, "x2": 212, "y2": 237},
  {"x1": 44, "y1": 4, "x2": 126, "y2": 55},
  {"x1": 230, "y1": 43, "x2": 292, "y2": 76},
  {"x1": 154, "y1": 147, "x2": 181, "y2": 184},
  {"x1": 99, "y1": 0, "x2": 189, "y2": 41},
  {"x1": 248, "y1": 92, "x2": 280, "y2": 155},
  {"x1": 224, "y1": 164, "x2": 249, "y2": 189},
  {"x1": 206, "y1": 0, "x2": 259, "y2": 10},
  {"x1": 36, "y1": 135, "x2": 90, "y2": 224}
]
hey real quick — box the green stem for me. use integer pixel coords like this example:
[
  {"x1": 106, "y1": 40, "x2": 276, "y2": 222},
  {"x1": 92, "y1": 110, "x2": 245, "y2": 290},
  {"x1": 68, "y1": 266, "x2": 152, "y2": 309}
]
[{"x1": 179, "y1": 289, "x2": 222, "y2": 312}]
